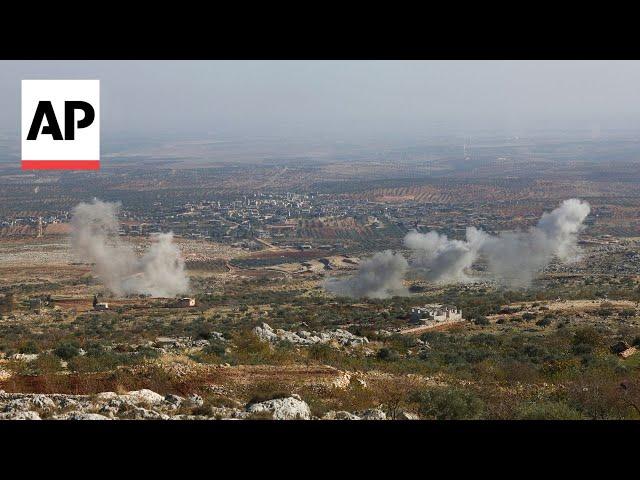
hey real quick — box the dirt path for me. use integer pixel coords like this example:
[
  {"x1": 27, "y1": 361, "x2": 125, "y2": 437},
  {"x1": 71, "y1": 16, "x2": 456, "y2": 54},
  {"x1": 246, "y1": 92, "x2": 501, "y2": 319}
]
[{"x1": 401, "y1": 320, "x2": 466, "y2": 335}]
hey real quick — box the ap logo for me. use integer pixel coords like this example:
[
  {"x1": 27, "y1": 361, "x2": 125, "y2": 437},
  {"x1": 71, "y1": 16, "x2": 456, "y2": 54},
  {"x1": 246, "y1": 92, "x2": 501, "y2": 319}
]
[{"x1": 22, "y1": 80, "x2": 100, "y2": 170}]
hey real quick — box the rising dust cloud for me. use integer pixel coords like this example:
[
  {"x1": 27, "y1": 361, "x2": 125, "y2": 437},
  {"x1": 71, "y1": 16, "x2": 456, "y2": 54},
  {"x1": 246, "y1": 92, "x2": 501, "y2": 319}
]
[
  {"x1": 324, "y1": 250, "x2": 409, "y2": 299},
  {"x1": 325, "y1": 199, "x2": 591, "y2": 298},
  {"x1": 70, "y1": 198, "x2": 189, "y2": 297}
]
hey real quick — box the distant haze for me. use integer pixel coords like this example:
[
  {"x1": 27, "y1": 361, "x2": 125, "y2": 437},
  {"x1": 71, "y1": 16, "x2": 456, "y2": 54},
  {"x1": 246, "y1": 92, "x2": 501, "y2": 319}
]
[{"x1": 3, "y1": 61, "x2": 640, "y2": 140}]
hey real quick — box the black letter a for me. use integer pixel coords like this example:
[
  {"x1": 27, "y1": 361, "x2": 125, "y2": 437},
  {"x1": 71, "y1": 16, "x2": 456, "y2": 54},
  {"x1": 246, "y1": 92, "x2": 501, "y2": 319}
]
[{"x1": 27, "y1": 101, "x2": 63, "y2": 140}]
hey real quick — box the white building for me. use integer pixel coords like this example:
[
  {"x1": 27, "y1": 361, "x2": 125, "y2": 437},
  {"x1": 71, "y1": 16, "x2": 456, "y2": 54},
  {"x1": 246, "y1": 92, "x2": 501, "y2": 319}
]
[{"x1": 410, "y1": 304, "x2": 462, "y2": 324}]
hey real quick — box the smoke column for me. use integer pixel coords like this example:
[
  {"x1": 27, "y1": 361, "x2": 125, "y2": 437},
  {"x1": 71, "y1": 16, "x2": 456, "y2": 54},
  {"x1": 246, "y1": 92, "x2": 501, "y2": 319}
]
[
  {"x1": 323, "y1": 199, "x2": 590, "y2": 298},
  {"x1": 404, "y1": 227, "x2": 488, "y2": 283},
  {"x1": 406, "y1": 198, "x2": 590, "y2": 287},
  {"x1": 70, "y1": 198, "x2": 189, "y2": 297},
  {"x1": 478, "y1": 198, "x2": 590, "y2": 286},
  {"x1": 323, "y1": 250, "x2": 408, "y2": 299}
]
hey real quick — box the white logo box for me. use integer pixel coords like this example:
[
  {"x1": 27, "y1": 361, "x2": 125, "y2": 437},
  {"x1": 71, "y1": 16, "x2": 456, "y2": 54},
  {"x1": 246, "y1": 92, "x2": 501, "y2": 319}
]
[{"x1": 22, "y1": 79, "x2": 100, "y2": 170}]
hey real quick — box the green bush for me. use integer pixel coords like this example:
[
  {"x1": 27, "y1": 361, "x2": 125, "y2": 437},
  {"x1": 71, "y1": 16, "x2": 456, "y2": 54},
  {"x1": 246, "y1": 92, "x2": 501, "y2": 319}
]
[
  {"x1": 31, "y1": 353, "x2": 62, "y2": 374},
  {"x1": 54, "y1": 341, "x2": 81, "y2": 360},
  {"x1": 572, "y1": 326, "x2": 604, "y2": 348},
  {"x1": 18, "y1": 341, "x2": 39, "y2": 354},
  {"x1": 204, "y1": 339, "x2": 227, "y2": 357},
  {"x1": 411, "y1": 387, "x2": 485, "y2": 420},
  {"x1": 516, "y1": 401, "x2": 583, "y2": 420},
  {"x1": 536, "y1": 317, "x2": 552, "y2": 327},
  {"x1": 377, "y1": 348, "x2": 400, "y2": 361}
]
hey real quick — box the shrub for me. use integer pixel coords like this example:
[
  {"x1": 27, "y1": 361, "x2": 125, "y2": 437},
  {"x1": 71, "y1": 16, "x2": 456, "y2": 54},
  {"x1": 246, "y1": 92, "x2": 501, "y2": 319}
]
[
  {"x1": 572, "y1": 343, "x2": 594, "y2": 355},
  {"x1": 572, "y1": 327, "x2": 604, "y2": 348},
  {"x1": 474, "y1": 316, "x2": 490, "y2": 326},
  {"x1": 411, "y1": 387, "x2": 485, "y2": 420},
  {"x1": 31, "y1": 353, "x2": 62, "y2": 375},
  {"x1": 308, "y1": 343, "x2": 340, "y2": 363},
  {"x1": 54, "y1": 341, "x2": 81, "y2": 360},
  {"x1": 377, "y1": 348, "x2": 400, "y2": 361},
  {"x1": 203, "y1": 339, "x2": 227, "y2": 357},
  {"x1": 516, "y1": 401, "x2": 583, "y2": 420},
  {"x1": 470, "y1": 333, "x2": 501, "y2": 347},
  {"x1": 536, "y1": 317, "x2": 552, "y2": 328},
  {"x1": 18, "y1": 341, "x2": 39, "y2": 354},
  {"x1": 386, "y1": 334, "x2": 418, "y2": 352},
  {"x1": 620, "y1": 309, "x2": 636, "y2": 319}
]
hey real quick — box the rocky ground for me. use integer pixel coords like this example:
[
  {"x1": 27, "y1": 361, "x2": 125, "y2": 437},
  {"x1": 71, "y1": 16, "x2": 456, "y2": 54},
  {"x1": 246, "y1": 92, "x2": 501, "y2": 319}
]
[
  {"x1": 253, "y1": 322, "x2": 369, "y2": 347},
  {"x1": 0, "y1": 388, "x2": 401, "y2": 420}
]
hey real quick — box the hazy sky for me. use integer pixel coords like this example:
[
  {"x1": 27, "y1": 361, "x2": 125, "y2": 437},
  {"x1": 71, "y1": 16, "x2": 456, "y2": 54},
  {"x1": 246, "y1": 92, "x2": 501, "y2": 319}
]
[{"x1": 2, "y1": 60, "x2": 640, "y2": 141}]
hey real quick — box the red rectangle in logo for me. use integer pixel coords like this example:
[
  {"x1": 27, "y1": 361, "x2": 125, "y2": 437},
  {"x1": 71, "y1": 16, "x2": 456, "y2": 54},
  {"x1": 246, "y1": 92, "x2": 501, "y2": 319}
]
[{"x1": 22, "y1": 160, "x2": 101, "y2": 170}]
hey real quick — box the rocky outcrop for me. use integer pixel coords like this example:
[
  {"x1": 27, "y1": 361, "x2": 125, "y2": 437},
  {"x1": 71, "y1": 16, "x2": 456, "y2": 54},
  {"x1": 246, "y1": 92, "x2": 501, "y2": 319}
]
[
  {"x1": 0, "y1": 389, "x2": 203, "y2": 420},
  {"x1": 397, "y1": 411, "x2": 419, "y2": 420},
  {"x1": 53, "y1": 412, "x2": 111, "y2": 420},
  {"x1": 246, "y1": 394, "x2": 311, "y2": 420},
  {"x1": 360, "y1": 408, "x2": 387, "y2": 420},
  {"x1": 153, "y1": 334, "x2": 226, "y2": 351},
  {"x1": 322, "y1": 410, "x2": 361, "y2": 420},
  {"x1": 0, "y1": 389, "x2": 401, "y2": 421},
  {"x1": 253, "y1": 323, "x2": 368, "y2": 347},
  {"x1": 0, "y1": 410, "x2": 41, "y2": 420},
  {"x1": 123, "y1": 389, "x2": 165, "y2": 406}
]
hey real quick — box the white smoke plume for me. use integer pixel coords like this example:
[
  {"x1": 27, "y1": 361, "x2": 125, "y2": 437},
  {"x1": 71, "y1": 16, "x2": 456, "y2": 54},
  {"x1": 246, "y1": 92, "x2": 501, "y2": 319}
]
[
  {"x1": 323, "y1": 199, "x2": 590, "y2": 298},
  {"x1": 70, "y1": 198, "x2": 189, "y2": 297},
  {"x1": 323, "y1": 250, "x2": 409, "y2": 299},
  {"x1": 404, "y1": 227, "x2": 488, "y2": 283},
  {"x1": 406, "y1": 198, "x2": 591, "y2": 287}
]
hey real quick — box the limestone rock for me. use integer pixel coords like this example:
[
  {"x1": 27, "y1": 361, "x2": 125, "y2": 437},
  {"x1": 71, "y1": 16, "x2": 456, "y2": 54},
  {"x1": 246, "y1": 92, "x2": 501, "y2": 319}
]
[
  {"x1": 253, "y1": 322, "x2": 368, "y2": 347},
  {"x1": 397, "y1": 411, "x2": 419, "y2": 420},
  {"x1": 165, "y1": 394, "x2": 185, "y2": 409},
  {"x1": 56, "y1": 411, "x2": 111, "y2": 420},
  {"x1": 360, "y1": 408, "x2": 387, "y2": 420},
  {"x1": 128, "y1": 407, "x2": 169, "y2": 420},
  {"x1": 0, "y1": 410, "x2": 41, "y2": 420},
  {"x1": 187, "y1": 393, "x2": 204, "y2": 408},
  {"x1": 246, "y1": 396, "x2": 311, "y2": 420},
  {"x1": 124, "y1": 389, "x2": 165, "y2": 405},
  {"x1": 322, "y1": 410, "x2": 361, "y2": 420}
]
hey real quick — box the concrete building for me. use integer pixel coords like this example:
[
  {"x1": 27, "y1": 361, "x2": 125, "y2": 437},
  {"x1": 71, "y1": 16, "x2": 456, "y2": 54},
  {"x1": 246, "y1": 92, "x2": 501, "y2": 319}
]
[{"x1": 410, "y1": 304, "x2": 462, "y2": 324}]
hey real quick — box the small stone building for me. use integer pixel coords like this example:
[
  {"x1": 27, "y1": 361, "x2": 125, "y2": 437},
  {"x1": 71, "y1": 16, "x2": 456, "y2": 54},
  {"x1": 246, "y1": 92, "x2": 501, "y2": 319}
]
[{"x1": 410, "y1": 304, "x2": 462, "y2": 324}]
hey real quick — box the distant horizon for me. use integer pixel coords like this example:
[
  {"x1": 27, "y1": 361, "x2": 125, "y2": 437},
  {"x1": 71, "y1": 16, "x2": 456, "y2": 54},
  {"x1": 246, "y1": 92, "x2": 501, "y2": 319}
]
[{"x1": 3, "y1": 61, "x2": 640, "y2": 142}]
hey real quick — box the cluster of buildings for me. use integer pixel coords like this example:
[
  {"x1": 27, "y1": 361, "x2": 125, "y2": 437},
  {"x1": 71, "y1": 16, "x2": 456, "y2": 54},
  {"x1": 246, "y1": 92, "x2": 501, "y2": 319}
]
[{"x1": 109, "y1": 193, "x2": 505, "y2": 249}]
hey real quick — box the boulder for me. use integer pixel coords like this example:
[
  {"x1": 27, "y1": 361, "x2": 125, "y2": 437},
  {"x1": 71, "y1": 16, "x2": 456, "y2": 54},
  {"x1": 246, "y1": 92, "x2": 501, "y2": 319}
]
[
  {"x1": 124, "y1": 389, "x2": 165, "y2": 405},
  {"x1": 3, "y1": 398, "x2": 33, "y2": 413},
  {"x1": 246, "y1": 396, "x2": 311, "y2": 420},
  {"x1": 360, "y1": 408, "x2": 387, "y2": 420},
  {"x1": 56, "y1": 412, "x2": 111, "y2": 420},
  {"x1": 253, "y1": 323, "x2": 280, "y2": 343},
  {"x1": 10, "y1": 353, "x2": 39, "y2": 362},
  {"x1": 31, "y1": 394, "x2": 56, "y2": 411},
  {"x1": 322, "y1": 410, "x2": 361, "y2": 420},
  {"x1": 187, "y1": 393, "x2": 204, "y2": 408},
  {"x1": 0, "y1": 410, "x2": 41, "y2": 420},
  {"x1": 397, "y1": 411, "x2": 419, "y2": 420},
  {"x1": 253, "y1": 322, "x2": 368, "y2": 347},
  {"x1": 128, "y1": 407, "x2": 169, "y2": 420},
  {"x1": 165, "y1": 394, "x2": 185, "y2": 409}
]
